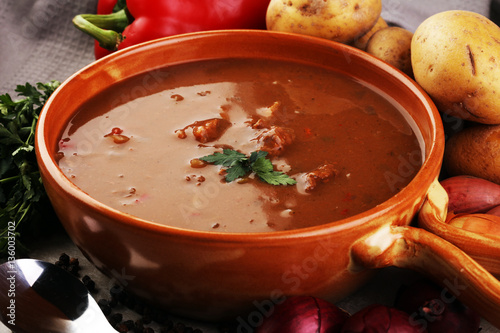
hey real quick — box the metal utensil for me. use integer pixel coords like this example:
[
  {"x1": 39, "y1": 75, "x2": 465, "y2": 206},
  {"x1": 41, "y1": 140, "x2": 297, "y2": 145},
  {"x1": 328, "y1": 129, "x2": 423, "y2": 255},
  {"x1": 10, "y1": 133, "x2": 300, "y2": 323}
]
[{"x1": 0, "y1": 258, "x2": 116, "y2": 332}]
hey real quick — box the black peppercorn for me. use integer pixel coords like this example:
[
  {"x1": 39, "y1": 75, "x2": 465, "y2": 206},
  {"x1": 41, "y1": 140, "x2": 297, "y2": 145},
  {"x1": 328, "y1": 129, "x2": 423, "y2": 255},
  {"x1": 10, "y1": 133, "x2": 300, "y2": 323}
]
[
  {"x1": 110, "y1": 284, "x2": 124, "y2": 299},
  {"x1": 67, "y1": 264, "x2": 80, "y2": 276},
  {"x1": 58, "y1": 253, "x2": 70, "y2": 265},
  {"x1": 82, "y1": 275, "x2": 96, "y2": 292},
  {"x1": 55, "y1": 255, "x2": 205, "y2": 333},
  {"x1": 134, "y1": 319, "x2": 145, "y2": 332},
  {"x1": 97, "y1": 299, "x2": 112, "y2": 316},
  {"x1": 123, "y1": 320, "x2": 135, "y2": 330},
  {"x1": 116, "y1": 322, "x2": 130, "y2": 333},
  {"x1": 69, "y1": 257, "x2": 79, "y2": 266},
  {"x1": 109, "y1": 312, "x2": 123, "y2": 326},
  {"x1": 118, "y1": 289, "x2": 128, "y2": 304}
]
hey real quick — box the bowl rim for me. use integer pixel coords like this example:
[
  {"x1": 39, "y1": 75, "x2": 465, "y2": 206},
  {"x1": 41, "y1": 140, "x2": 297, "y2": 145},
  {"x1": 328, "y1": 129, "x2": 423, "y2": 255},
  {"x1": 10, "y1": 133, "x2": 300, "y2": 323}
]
[{"x1": 36, "y1": 29, "x2": 445, "y2": 243}]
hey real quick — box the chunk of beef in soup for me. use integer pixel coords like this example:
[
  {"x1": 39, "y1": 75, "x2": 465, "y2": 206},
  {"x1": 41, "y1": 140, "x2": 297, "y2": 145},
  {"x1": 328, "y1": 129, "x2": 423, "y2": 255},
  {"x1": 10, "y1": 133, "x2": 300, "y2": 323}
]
[{"x1": 176, "y1": 118, "x2": 231, "y2": 143}]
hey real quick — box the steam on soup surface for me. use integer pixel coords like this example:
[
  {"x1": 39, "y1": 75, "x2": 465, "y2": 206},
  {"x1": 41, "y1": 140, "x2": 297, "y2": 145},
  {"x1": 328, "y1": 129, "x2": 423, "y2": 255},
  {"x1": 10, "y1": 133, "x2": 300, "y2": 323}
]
[{"x1": 57, "y1": 58, "x2": 422, "y2": 232}]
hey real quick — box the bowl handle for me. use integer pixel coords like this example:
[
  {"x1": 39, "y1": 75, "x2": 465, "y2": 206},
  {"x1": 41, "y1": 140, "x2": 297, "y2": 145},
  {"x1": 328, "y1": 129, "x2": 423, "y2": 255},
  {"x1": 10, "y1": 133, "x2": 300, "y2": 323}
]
[{"x1": 351, "y1": 181, "x2": 500, "y2": 328}]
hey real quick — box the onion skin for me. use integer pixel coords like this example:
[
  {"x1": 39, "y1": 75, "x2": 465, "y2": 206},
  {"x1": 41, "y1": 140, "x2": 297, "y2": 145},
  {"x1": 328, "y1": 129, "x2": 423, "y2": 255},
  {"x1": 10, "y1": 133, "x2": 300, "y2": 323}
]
[
  {"x1": 255, "y1": 296, "x2": 349, "y2": 333},
  {"x1": 341, "y1": 304, "x2": 419, "y2": 333},
  {"x1": 486, "y1": 205, "x2": 500, "y2": 217},
  {"x1": 448, "y1": 213, "x2": 500, "y2": 236},
  {"x1": 394, "y1": 279, "x2": 481, "y2": 333},
  {"x1": 441, "y1": 175, "x2": 500, "y2": 214}
]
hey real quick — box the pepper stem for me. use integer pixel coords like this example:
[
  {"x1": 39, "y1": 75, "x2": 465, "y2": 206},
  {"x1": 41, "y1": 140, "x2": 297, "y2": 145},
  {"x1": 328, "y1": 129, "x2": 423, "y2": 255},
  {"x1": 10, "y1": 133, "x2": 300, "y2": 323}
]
[{"x1": 72, "y1": 9, "x2": 130, "y2": 51}]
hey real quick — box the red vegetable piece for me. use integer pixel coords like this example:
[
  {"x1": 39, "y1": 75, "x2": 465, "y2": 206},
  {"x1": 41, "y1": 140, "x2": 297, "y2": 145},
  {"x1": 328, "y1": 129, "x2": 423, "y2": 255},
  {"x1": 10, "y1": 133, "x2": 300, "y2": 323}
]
[
  {"x1": 104, "y1": 127, "x2": 130, "y2": 144},
  {"x1": 78, "y1": 0, "x2": 271, "y2": 59},
  {"x1": 109, "y1": 127, "x2": 123, "y2": 135},
  {"x1": 122, "y1": 0, "x2": 269, "y2": 51},
  {"x1": 97, "y1": 0, "x2": 118, "y2": 15},
  {"x1": 256, "y1": 296, "x2": 349, "y2": 333},
  {"x1": 441, "y1": 175, "x2": 500, "y2": 214},
  {"x1": 341, "y1": 304, "x2": 419, "y2": 333},
  {"x1": 394, "y1": 279, "x2": 481, "y2": 333},
  {"x1": 487, "y1": 204, "x2": 500, "y2": 217}
]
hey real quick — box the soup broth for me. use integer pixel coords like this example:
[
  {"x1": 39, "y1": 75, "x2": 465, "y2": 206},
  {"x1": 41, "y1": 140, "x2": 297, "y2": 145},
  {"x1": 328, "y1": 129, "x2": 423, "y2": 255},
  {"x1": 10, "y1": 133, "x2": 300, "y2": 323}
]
[{"x1": 57, "y1": 58, "x2": 422, "y2": 232}]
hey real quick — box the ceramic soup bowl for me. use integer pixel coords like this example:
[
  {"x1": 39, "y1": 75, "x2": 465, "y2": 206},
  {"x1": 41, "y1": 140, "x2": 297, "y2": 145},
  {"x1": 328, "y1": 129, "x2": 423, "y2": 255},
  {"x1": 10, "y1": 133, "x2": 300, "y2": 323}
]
[{"x1": 35, "y1": 30, "x2": 500, "y2": 327}]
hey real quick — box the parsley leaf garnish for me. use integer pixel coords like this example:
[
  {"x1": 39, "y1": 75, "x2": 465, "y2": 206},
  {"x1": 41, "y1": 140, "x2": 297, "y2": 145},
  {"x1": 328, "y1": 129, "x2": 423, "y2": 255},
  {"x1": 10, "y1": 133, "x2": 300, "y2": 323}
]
[
  {"x1": 225, "y1": 164, "x2": 249, "y2": 183},
  {"x1": 0, "y1": 81, "x2": 61, "y2": 257},
  {"x1": 200, "y1": 149, "x2": 247, "y2": 167},
  {"x1": 200, "y1": 149, "x2": 297, "y2": 186},
  {"x1": 258, "y1": 171, "x2": 298, "y2": 186}
]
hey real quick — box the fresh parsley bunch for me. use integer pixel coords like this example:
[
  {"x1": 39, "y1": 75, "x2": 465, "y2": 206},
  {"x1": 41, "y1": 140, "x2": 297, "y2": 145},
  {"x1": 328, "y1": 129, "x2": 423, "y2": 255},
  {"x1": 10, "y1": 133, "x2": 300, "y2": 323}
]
[
  {"x1": 0, "y1": 81, "x2": 60, "y2": 257},
  {"x1": 200, "y1": 149, "x2": 297, "y2": 185}
]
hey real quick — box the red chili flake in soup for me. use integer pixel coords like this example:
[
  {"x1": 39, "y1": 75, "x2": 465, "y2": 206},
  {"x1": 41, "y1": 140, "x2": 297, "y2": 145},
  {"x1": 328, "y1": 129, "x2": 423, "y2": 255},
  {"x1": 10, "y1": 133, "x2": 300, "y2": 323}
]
[
  {"x1": 104, "y1": 127, "x2": 130, "y2": 144},
  {"x1": 57, "y1": 58, "x2": 422, "y2": 233}
]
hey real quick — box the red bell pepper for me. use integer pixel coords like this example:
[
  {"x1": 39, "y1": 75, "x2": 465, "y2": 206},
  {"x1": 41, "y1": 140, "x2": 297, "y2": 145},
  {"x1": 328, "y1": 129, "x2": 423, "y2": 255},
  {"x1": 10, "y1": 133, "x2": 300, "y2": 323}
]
[
  {"x1": 73, "y1": 0, "x2": 270, "y2": 59},
  {"x1": 97, "y1": 0, "x2": 123, "y2": 14}
]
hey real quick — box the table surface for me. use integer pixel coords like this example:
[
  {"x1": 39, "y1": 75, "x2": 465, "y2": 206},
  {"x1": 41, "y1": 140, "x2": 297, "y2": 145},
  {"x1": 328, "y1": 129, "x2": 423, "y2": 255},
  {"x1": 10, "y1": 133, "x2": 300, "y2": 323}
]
[
  {"x1": 1, "y1": 0, "x2": 500, "y2": 332},
  {"x1": 1, "y1": 229, "x2": 497, "y2": 332}
]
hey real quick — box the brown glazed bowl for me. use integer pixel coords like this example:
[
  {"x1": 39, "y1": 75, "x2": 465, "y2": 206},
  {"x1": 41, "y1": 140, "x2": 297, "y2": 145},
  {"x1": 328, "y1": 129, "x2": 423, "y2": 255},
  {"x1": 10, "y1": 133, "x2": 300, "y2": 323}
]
[{"x1": 35, "y1": 30, "x2": 500, "y2": 327}]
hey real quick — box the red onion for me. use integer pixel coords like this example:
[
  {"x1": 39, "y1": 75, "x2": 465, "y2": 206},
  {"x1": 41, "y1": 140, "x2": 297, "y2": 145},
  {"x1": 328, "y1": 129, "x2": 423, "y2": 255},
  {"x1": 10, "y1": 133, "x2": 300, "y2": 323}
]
[
  {"x1": 447, "y1": 213, "x2": 500, "y2": 235},
  {"x1": 341, "y1": 304, "x2": 419, "y2": 332},
  {"x1": 441, "y1": 175, "x2": 500, "y2": 214},
  {"x1": 394, "y1": 279, "x2": 480, "y2": 333},
  {"x1": 255, "y1": 296, "x2": 350, "y2": 333},
  {"x1": 486, "y1": 204, "x2": 500, "y2": 217}
]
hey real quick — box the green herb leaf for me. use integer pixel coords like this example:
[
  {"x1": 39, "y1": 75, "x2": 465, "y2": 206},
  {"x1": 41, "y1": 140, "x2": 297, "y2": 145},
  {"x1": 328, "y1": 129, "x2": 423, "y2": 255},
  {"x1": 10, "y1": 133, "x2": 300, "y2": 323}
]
[
  {"x1": 250, "y1": 154, "x2": 274, "y2": 174},
  {"x1": 199, "y1": 149, "x2": 296, "y2": 186},
  {"x1": 225, "y1": 164, "x2": 249, "y2": 182},
  {"x1": 258, "y1": 171, "x2": 298, "y2": 186},
  {"x1": 248, "y1": 150, "x2": 268, "y2": 164},
  {"x1": 0, "y1": 81, "x2": 61, "y2": 257},
  {"x1": 199, "y1": 148, "x2": 247, "y2": 167}
]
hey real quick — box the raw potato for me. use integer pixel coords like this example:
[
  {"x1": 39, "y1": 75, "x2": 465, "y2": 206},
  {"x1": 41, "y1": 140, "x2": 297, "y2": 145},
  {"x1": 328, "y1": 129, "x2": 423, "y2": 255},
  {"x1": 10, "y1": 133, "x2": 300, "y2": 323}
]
[
  {"x1": 266, "y1": 0, "x2": 382, "y2": 44},
  {"x1": 365, "y1": 27, "x2": 413, "y2": 77},
  {"x1": 411, "y1": 10, "x2": 500, "y2": 124},
  {"x1": 352, "y1": 16, "x2": 388, "y2": 50},
  {"x1": 444, "y1": 124, "x2": 500, "y2": 184}
]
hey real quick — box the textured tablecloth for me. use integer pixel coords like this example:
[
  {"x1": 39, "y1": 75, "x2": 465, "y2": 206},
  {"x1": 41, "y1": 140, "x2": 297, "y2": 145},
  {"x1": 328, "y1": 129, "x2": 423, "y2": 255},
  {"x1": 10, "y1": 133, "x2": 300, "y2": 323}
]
[
  {"x1": 0, "y1": 0, "x2": 97, "y2": 95},
  {"x1": 1, "y1": 1, "x2": 499, "y2": 332}
]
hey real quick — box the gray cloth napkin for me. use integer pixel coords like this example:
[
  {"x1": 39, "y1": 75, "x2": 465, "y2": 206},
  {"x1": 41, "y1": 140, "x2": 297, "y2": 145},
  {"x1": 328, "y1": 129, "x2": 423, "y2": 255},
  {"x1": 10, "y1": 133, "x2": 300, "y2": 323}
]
[
  {"x1": 0, "y1": 0, "x2": 496, "y2": 96},
  {"x1": 382, "y1": 0, "x2": 492, "y2": 31},
  {"x1": 0, "y1": 0, "x2": 97, "y2": 95}
]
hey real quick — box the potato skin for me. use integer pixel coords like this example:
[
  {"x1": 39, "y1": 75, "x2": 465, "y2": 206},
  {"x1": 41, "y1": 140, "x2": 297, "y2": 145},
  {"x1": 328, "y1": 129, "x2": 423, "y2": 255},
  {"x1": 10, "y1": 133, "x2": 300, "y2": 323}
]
[
  {"x1": 266, "y1": 0, "x2": 382, "y2": 44},
  {"x1": 444, "y1": 124, "x2": 500, "y2": 184},
  {"x1": 352, "y1": 16, "x2": 388, "y2": 50},
  {"x1": 365, "y1": 27, "x2": 413, "y2": 77},
  {"x1": 411, "y1": 10, "x2": 500, "y2": 124}
]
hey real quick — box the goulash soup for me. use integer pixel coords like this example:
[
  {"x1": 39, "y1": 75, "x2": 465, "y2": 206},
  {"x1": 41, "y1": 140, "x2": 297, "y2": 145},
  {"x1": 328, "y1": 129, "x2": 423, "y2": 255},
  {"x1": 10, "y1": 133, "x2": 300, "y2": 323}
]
[{"x1": 57, "y1": 58, "x2": 423, "y2": 232}]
